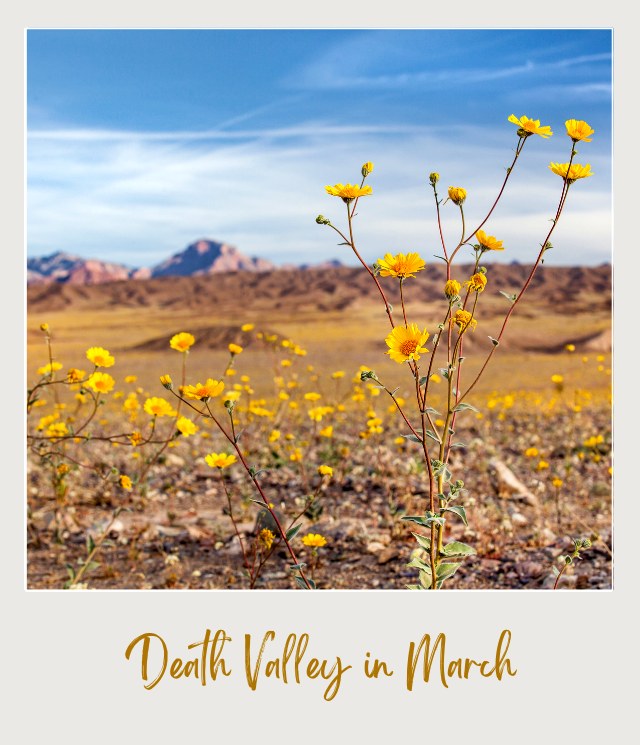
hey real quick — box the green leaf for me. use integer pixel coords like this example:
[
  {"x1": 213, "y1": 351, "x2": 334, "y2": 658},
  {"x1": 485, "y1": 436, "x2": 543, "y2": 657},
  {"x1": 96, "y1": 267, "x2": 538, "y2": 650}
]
[
  {"x1": 442, "y1": 541, "x2": 476, "y2": 557},
  {"x1": 436, "y1": 563, "x2": 461, "y2": 582},
  {"x1": 286, "y1": 524, "x2": 302, "y2": 541},
  {"x1": 422, "y1": 406, "x2": 441, "y2": 416},
  {"x1": 402, "y1": 433, "x2": 423, "y2": 444},
  {"x1": 85, "y1": 561, "x2": 101, "y2": 573},
  {"x1": 65, "y1": 563, "x2": 76, "y2": 580},
  {"x1": 406, "y1": 584, "x2": 422, "y2": 590},
  {"x1": 425, "y1": 430, "x2": 441, "y2": 443},
  {"x1": 406, "y1": 557, "x2": 431, "y2": 572},
  {"x1": 401, "y1": 515, "x2": 430, "y2": 527},
  {"x1": 551, "y1": 565, "x2": 560, "y2": 577},
  {"x1": 411, "y1": 533, "x2": 432, "y2": 551},
  {"x1": 453, "y1": 402, "x2": 479, "y2": 413},
  {"x1": 449, "y1": 442, "x2": 466, "y2": 449},
  {"x1": 86, "y1": 535, "x2": 96, "y2": 554},
  {"x1": 419, "y1": 570, "x2": 433, "y2": 588},
  {"x1": 419, "y1": 376, "x2": 428, "y2": 386},
  {"x1": 289, "y1": 562, "x2": 307, "y2": 571},
  {"x1": 444, "y1": 504, "x2": 468, "y2": 526}
]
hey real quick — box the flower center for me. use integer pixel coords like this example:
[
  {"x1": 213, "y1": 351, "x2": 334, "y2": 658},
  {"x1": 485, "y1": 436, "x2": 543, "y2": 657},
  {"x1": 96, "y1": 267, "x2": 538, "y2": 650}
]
[{"x1": 400, "y1": 339, "x2": 419, "y2": 357}]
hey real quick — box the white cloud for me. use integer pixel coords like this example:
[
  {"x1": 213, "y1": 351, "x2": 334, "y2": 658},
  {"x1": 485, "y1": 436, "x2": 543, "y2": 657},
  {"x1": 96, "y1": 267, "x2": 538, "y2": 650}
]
[{"x1": 27, "y1": 124, "x2": 611, "y2": 268}]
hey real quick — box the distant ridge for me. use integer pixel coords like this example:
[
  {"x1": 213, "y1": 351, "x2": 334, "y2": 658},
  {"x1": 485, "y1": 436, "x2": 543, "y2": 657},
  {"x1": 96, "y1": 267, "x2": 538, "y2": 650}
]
[{"x1": 27, "y1": 240, "x2": 343, "y2": 286}]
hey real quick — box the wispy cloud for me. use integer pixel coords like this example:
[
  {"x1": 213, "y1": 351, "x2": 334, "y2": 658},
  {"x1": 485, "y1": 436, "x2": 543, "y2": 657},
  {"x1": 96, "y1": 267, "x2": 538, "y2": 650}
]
[{"x1": 27, "y1": 123, "x2": 611, "y2": 268}]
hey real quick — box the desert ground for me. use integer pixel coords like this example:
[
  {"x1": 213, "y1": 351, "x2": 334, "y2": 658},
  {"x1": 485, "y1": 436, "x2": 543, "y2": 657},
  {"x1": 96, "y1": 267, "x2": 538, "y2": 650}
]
[{"x1": 26, "y1": 263, "x2": 612, "y2": 590}]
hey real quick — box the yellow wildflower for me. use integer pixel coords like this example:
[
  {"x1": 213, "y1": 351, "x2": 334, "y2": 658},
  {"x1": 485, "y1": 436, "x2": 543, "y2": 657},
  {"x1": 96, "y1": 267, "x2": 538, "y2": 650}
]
[
  {"x1": 376, "y1": 252, "x2": 425, "y2": 279},
  {"x1": 130, "y1": 431, "x2": 144, "y2": 446},
  {"x1": 302, "y1": 533, "x2": 327, "y2": 548},
  {"x1": 183, "y1": 378, "x2": 225, "y2": 401},
  {"x1": 47, "y1": 422, "x2": 69, "y2": 439},
  {"x1": 551, "y1": 374, "x2": 564, "y2": 384},
  {"x1": 241, "y1": 323, "x2": 255, "y2": 332},
  {"x1": 565, "y1": 344, "x2": 575, "y2": 352},
  {"x1": 466, "y1": 273, "x2": 487, "y2": 293},
  {"x1": 124, "y1": 375, "x2": 137, "y2": 383},
  {"x1": 86, "y1": 346, "x2": 115, "y2": 368},
  {"x1": 86, "y1": 372, "x2": 116, "y2": 394},
  {"x1": 548, "y1": 162, "x2": 593, "y2": 183},
  {"x1": 268, "y1": 429, "x2": 281, "y2": 443},
  {"x1": 258, "y1": 529, "x2": 275, "y2": 551},
  {"x1": 228, "y1": 343, "x2": 243, "y2": 355},
  {"x1": 169, "y1": 332, "x2": 195, "y2": 352},
  {"x1": 143, "y1": 397, "x2": 176, "y2": 417},
  {"x1": 176, "y1": 416, "x2": 198, "y2": 436},
  {"x1": 448, "y1": 186, "x2": 466, "y2": 205},
  {"x1": 205, "y1": 452, "x2": 237, "y2": 469},
  {"x1": 552, "y1": 477, "x2": 563, "y2": 488},
  {"x1": 444, "y1": 279, "x2": 461, "y2": 299},
  {"x1": 331, "y1": 371, "x2": 345, "y2": 379},
  {"x1": 525, "y1": 447, "x2": 539, "y2": 457},
  {"x1": 385, "y1": 323, "x2": 430, "y2": 363},
  {"x1": 508, "y1": 114, "x2": 553, "y2": 138},
  {"x1": 160, "y1": 374, "x2": 173, "y2": 390},
  {"x1": 361, "y1": 161, "x2": 374, "y2": 176},
  {"x1": 119, "y1": 475, "x2": 133, "y2": 490},
  {"x1": 318, "y1": 465, "x2": 333, "y2": 477},
  {"x1": 565, "y1": 119, "x2": 594, "y2": 143},
  {"x1": 476, "y1": 229, "x2": 504, "y2": 251},
  {"x1": 452, "y1": 309, "x2": 477, "y2": 332},
  {"x1": 37, "y1": 361, "x2": 63, "y2": 376},
  {"x1": 537, "y1": 460, "x2": 550, "y2": 471},
  {"x1": 325, "y1": 183, "x2": 372, "y2": 202},
  {"x1": 304, "y1": 392, "x2": 322, "y2": 402},
  {"x1": 66, "y1": 368, "x2": 86, "y2": 383}
]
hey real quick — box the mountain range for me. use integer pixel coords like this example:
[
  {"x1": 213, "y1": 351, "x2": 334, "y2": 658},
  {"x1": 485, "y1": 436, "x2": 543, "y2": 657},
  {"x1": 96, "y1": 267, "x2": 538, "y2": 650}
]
[{"x1": 26, "y1": 239, "x2": 336, "y2": 286}]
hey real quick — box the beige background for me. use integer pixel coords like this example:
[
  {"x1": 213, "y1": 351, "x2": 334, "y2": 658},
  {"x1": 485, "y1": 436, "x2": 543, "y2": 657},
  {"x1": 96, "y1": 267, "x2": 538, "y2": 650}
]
[{"x1": 7, "y1": 4, "x2": 635, "y2": 741}]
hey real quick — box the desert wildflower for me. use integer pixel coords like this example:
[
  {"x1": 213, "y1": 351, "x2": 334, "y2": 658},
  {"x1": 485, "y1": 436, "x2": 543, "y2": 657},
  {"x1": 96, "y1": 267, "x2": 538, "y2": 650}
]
[
  {"x1": 37, "y1": 414, "x2": 58, "y2": 430},
  {"x1": 302, "y1": 533, "x2": 328, "y2": 548},
  {"x1": 228, "y1": 343, "x2": 243, "y2": 355},
  {"x1": 124, "y1": 375, "x2": 137, "y2": 383},
  {"x1": 47, "y1": 422, "x2": 69, "y2": 439},
  {"x1": 37, "y1": 361, "x2": 63, "y2": 376},
  {"x1": 304, "y1": 392, "x2": 322, "y2": 402},
  {"x1": 119, "y1": 474, "x2": 133, "y2": 490},
  {"x1": 176, "y1": 416, "x2": 197, "y2": 436},
  {"x1": 361, "y1": 161, "x2": 374, "y2": 176},
  {"x1": 169, "y1": 332, "x2": 195, "y2": 353},
  {"x1": 466, "y1": 273, "x2": 487, "y2": 293},
  {"x1": 548, "y1": 162, "x2": 593, "y2": 183},
  {"x1": 182, "y1": 378, "x2": 224, "y2": 401},
  {"x1": 476, "y1": 229, "x2": 504, "y2": 252},
  {"x1": 551, "y1": 374, "x2": 564, "y2": 384},
  {"x1": 308, "y1": 405, "x2": 334, "y2": 422},
  {"x1": 444, "y1": 279, "x2": 461, "y2": 299},
  {"x1": 86, "y1": 372, "x2": 116, "y2": 394},
  {"x1": 204, "y1": 452, "x2": 236, "y2": 469},
  {"x1": 86, "y1": 346, "x2": 115, "y2": 368},
  {"x1": 258, "y1": 529, "x2": 276, "y2": 551},
  {"x1": 268, "y1": 429, "x2": 281, "y2": 443},
  {"x1": 241, "y1": 323, "x2": 255, "y2": 332},
  {"x1": 319, "y1": 425, "x2": 334, "y2": 438},
  {"x1": 331, "y1": 370, "x2": 345, "y2": 379},
  {"x1": 318, "y1": 465, "x2": 333, "y2": 477},
  {"x1": 537, "y1": 460, "x2": 550, "y2": 471},
  {"x1": 160, "y1": 374, "x2": 173, "y2": 390},
  {"x1": 565, "y1": 344, "x2": 576, "y2": 352},
  {"x1": 448, "y1": 186, "x2": 466, "y2": 205},
  {"x1": 130, "y1": 431, "x2": 144, "y2": 446},
  {"x1": 143, "y1": 397, "x2": 176, "y2": 417},
  {"x1": 376, "y1": 252, "x2": 425, "y2": 279},
  {"x1": 385, "y1": 324, "x2": 430, "y2": 364},
  {"x1": 525, "y1": 447, "x2": 539, "y2": 457},
  {"x1": 290, "y1": 448, "x2": 303, "y2": 462},
  {"x1": 325, "y1": 183, "x2": 372, "y2": 202},
  {"x1": 565, "y1": 119, "x2": 594, "y2": 143},
  {"x1": 552, "y1": 477, "x2": 564, "y2": 488},
  {"x1": 66, "y1": 368, "x2": 85, "y2": 383},
  {"x1": 453, "y1": 309, "x2": 477, "y2": 332},
  {"x1": 40, "y1": 322, "x2": 50, "y2": 332},
  {"x1": 508, "y1": 114, "x2": 553, "y2": 138}
]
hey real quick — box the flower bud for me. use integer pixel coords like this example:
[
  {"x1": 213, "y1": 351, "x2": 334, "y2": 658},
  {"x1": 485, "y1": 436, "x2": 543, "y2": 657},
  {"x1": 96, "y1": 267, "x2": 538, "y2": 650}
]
[
  {"x1": 429, "y1": 172, "x2": 440, "y2": 185},
  {"x1": 361, "y1": 161, "x2": 374, "y2": 177},
  {"x1": 448, "y1": 186, "x2": 467, "y2": 205},
  {"x1": 444, "y1": 279, "x2": 461, "y2": 299},
  {"x1": 316, "y1": 214, "x2": 331, "y2": 225},
  {"x1": 160, "y1": 374, "x2": 173, "y2": 390},
  {"x1": 40, "y1": 323, "x2": 50, "y2": 332}
]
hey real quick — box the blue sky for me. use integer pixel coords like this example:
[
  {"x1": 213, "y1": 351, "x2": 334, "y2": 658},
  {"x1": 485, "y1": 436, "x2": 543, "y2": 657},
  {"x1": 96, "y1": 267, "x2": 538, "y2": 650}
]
[{"x1": 27, "y1": 29, "x2": 612, "y2": 268}]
